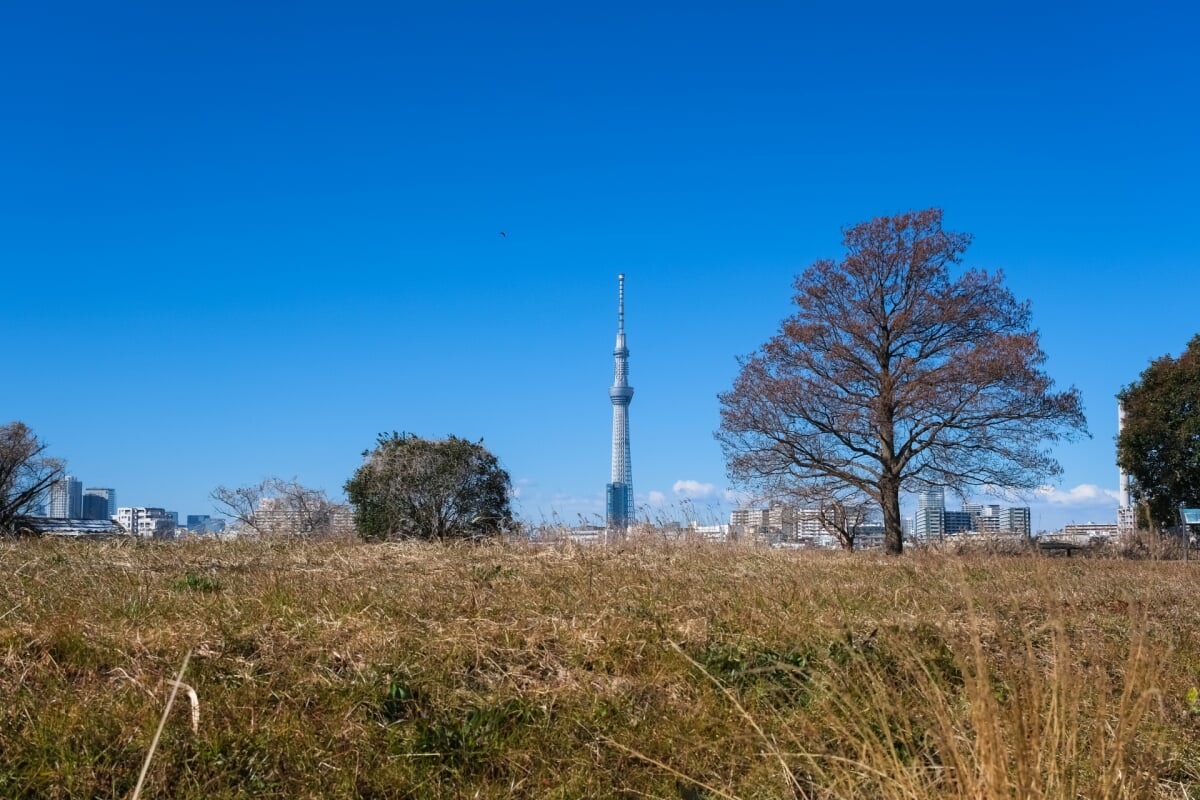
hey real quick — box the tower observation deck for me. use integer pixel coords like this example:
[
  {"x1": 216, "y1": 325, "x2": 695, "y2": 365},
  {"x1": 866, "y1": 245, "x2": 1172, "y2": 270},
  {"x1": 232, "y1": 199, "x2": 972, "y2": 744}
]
[{"x1": 606, "y1": 274, "x2": 634, "y2": 529}]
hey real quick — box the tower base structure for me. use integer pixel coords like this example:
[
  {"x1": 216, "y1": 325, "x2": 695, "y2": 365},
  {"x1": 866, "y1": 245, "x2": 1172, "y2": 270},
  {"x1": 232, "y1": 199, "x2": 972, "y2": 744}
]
[{"x1": 606, "y1": 482, "x2": 633, "y2": 531}]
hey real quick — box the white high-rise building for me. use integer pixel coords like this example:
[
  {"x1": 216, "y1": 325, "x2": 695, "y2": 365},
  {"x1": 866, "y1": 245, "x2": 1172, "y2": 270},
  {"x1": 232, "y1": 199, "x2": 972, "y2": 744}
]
[
  {"x1": 914, "y1": 487, "x2": 945, "y2": 540},
  {"x1": 1117, "y1": 400, "x2": 1136, "y2": 533},
  {"x1": 47, "y1": 476, "x2": 83, "y2": 518},
  {"x1": 996, "y1": 507, "x2": 1031, "y2": 537},
  {"x1": 793, "y1": 508, "x2": 826, "y2": 538}
]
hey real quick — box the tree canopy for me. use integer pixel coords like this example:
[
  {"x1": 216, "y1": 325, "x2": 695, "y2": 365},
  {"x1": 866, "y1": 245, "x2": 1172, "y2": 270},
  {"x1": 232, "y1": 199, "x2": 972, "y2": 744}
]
[
  {"x1": 1117, "y1": 334, "x2": 1200, "y2": 531},
  {"x1": 0, "y1": 422, "x2": 64, "y2": 537},
  {"x1": 345, "y1": 433, "x2": 515, "y2": 541},
  {"x1": 717, "y1": 209, "x2": 1087, "y2": 553}
]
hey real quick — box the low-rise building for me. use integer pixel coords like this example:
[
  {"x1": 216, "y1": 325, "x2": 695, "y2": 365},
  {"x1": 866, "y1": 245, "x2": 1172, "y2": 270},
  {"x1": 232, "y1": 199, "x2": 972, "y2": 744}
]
[
  {"x1": 115, "y1": 507, "x2": 176, "y2": 538},
  {"x1": 249, "y1": 498, "x2": 353, "y2": 537},
  {"x1": 1056, "y1": 522, "x2": 1119, "y2": 540},
  {"x1": 17, "y1": 517, "x2": 122, "y2": 538}
]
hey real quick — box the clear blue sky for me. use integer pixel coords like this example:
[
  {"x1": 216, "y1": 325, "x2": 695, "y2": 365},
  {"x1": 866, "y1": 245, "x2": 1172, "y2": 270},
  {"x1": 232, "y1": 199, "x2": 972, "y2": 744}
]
[{"x1": 3, "y1": 2, "x2": 1197, "y2": 533}]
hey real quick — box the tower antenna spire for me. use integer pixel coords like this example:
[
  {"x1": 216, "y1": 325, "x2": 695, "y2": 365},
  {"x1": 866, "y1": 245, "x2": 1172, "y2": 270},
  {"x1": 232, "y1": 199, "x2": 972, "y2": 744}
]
[{"x1": 618, "y1": 273, "x2": 625, "y2": 334}]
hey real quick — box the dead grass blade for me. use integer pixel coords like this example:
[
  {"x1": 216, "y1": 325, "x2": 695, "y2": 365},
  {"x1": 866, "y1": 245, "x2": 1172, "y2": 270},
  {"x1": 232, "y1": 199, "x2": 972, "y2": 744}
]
[{"x1": 131, "y1": 650, "x2": 192, "y2": 800}]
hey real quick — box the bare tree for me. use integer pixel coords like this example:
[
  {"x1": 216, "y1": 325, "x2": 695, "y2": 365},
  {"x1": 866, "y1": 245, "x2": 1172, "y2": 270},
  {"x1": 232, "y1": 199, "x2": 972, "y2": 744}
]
[
  {"x1": 210, "y1": 477, "x2": 344, "y2": 538},
  {"x1": 209, "y1": 483, "x2": 261, "y2": 533},
  {"x1": 718, "y1": 209, "x2": 1087, "y2": 554},
  {"x1": 0, "y1": 422, "x2": 64, "y2": 536}
]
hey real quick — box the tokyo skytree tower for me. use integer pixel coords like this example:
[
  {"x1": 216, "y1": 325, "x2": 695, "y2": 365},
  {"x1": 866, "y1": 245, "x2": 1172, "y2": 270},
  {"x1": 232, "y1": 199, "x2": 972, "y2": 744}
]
[{"x1": 606, "y1": 274, "x2": 635, "y2": 529}]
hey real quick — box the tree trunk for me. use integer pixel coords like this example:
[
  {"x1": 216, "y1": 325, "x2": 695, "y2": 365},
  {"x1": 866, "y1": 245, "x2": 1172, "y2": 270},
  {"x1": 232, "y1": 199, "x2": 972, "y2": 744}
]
[{"x1": 881, "y1": 478, "x2": 903, "y2": 555}]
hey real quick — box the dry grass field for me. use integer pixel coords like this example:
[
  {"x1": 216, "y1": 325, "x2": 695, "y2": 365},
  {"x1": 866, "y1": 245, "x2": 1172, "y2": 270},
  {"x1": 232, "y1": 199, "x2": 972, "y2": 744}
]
[{"x1": 2, "y1": 536, "x2": 1199, "y2": 799}]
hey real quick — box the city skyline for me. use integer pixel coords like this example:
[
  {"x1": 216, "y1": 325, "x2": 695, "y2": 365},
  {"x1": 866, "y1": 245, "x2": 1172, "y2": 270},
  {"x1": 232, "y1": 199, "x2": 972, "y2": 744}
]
[
  {"x1": 38, "y1": 474, "x2": 195, "y2": 525},
  {"x1": 4, "y1": 4, "x2": 1197, "y2": 533}
]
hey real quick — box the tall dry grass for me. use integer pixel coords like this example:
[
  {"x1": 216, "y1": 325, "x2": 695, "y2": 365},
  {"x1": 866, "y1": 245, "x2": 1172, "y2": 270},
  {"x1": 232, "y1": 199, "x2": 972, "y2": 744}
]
[{"x1": 1, "y1": 536, "x2": 1198, "y2": 798}]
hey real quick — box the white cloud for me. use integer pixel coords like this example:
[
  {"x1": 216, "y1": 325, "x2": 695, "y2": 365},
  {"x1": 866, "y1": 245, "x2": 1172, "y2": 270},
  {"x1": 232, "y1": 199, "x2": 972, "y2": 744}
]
[
  {"x1": 673, "y1": 479, "x2": 716, "y2": 498},
  {"x1": 647, "y1": 490, "x2": 666, "y2": 505},
  {"x1": 1033, "y1": 484, "x2": 1120, "y2": 506}
]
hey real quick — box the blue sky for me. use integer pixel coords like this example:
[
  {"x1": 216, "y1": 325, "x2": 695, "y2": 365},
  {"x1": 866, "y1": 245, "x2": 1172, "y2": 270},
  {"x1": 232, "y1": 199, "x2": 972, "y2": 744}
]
[{"x1": 3, "y1": 2, "x2": 1197, "y2": 533}]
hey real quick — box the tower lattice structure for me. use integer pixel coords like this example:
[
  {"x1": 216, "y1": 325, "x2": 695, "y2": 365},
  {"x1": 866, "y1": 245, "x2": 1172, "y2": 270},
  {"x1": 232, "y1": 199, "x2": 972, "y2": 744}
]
[{"x1": 606, "y1": 274, "x2": 634, "y2": 529}]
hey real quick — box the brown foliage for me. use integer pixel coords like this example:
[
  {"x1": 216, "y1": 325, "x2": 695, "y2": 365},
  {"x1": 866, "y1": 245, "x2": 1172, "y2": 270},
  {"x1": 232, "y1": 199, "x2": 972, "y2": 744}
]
[{"x1": 718, "y1": 209, "x2": 1087, "y2": 553}]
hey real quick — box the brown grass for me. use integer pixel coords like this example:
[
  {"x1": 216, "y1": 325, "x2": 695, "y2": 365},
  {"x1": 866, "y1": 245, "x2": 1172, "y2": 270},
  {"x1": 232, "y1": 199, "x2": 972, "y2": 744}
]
[{"x1": 1, "y1": 536, "x2": 1198, "y2": 798}]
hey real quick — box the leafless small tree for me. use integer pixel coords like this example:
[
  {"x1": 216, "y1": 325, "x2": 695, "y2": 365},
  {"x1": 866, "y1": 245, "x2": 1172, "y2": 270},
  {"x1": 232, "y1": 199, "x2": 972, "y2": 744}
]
[
  {"x1": 788, "y1": 478, "x2": 873, "y2": 551},
  {"x1": 738, "y1": 476, "x2": 873, "y2": 551},
  {"x1": 210, "y1": 477, "x2": 345, "y2": 538},
  {"x1": 0, "y1": 422, "x2": 65, "y2": 537}
]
